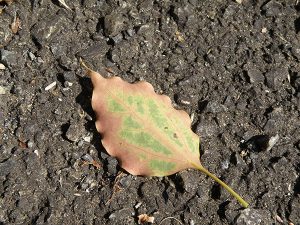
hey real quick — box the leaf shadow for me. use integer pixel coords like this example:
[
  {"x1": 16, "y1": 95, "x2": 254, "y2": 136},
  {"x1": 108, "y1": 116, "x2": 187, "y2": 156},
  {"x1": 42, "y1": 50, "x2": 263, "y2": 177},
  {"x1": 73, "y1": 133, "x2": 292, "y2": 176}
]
[{"x1": 75, "y1": 76, "x2": 105, "y2": 154}]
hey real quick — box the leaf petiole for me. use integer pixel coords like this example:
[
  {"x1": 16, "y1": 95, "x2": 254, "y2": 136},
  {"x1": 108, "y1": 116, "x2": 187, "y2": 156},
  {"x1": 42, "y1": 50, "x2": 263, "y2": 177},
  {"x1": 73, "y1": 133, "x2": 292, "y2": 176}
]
[{"x1": 190, "y1": 162, "x2": 249, "y2": 208}]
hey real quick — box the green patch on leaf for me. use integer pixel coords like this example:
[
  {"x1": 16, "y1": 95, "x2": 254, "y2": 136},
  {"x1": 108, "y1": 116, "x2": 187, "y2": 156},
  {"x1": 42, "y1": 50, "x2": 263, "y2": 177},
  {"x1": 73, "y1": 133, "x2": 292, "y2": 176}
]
[
  {"x1": 183, "y1": 129, "x2": 198, "y2": 153},
  {"x1": 123, "y1": 116, "x2": 142, "y2": 129},
  {"x1": 147, "y1": 99, "x2": 167, "y2": 129},
  {"x1": 138, "y1": 153, "x2": 147, "y2": 161},
  {"x1": 120, "y1": 130, "x2": 171, "y2": 155},
  {"x1": 149, "y1": 159, "x2": 176, "y2": 174},
  {"x1": 108, "y1": 98, "x2": 125, "y2": 112}
]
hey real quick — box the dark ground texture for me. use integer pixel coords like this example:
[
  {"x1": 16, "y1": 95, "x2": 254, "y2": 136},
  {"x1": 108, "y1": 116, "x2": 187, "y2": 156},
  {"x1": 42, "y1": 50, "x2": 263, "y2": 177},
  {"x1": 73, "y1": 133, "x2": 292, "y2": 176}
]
[{"x1": 1, "y1": 0, "x2": 300, "y2": 224}]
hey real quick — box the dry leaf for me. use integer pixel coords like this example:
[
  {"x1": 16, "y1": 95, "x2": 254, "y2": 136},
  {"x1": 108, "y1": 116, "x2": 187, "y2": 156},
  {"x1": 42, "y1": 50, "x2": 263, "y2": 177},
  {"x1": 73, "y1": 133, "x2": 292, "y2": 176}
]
[
  {"x1": 18, "y1": 140, "x2": 28, "y2": 148},
  {"x1": 11, "y1": 16, "x2": 21, "y2": 34},
  {"x1": 138, "y1": 214, "x2": 154, "y2": 224},
  {"x1": 83, "y1": 62, "x2": 249, "y2": 208}
]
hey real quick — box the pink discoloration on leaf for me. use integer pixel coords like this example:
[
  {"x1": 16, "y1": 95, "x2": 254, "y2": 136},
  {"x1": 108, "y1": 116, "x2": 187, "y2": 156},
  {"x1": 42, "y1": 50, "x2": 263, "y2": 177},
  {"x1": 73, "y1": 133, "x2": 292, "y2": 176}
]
[
  {"x1": 88, "y1": 69, "x2": 200, "y2": 176},
  {"x1": 85, "y1": 65, "x2": 249, "y2": 208}
]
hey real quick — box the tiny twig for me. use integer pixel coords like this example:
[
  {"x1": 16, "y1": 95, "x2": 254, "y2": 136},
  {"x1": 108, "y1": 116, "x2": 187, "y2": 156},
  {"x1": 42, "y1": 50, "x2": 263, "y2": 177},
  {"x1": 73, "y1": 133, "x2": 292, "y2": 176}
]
[
  {"x1": 159, "y1": 217, "x2": 183, "y2": 225},
  {"x1": 105, "y1": 172, "x2": 125, "y2": 205}
]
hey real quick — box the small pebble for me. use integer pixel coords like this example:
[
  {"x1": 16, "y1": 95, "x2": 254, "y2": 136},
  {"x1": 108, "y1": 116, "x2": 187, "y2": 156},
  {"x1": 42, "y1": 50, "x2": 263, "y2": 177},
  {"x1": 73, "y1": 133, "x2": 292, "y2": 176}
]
[
  {"x1": 119, "y1": 175, "x2": 132, "y2": 188},
  {"x1": 66, "y1": 81, "x2": 73, "y2": 87},
  {"x1": 126, "y1": 28, "x2": 135, "y2": 37},
  {"x1": 37, "y1": 57, "x2": 44, "y2": 63},
  {"x1": 0, "y1": 49, "x2": 17, "y2": 67},
  {"x1": 245, "y1": 134, "x2": 279, "y2": 152},
  {"x1": 246, "y1": 68, "x2": 264, "y2": 84},
  {"x1": 45, "y1": 81, "x2": 57, "y2": 91},
  {"x1": 109, "y1": 213, "x2": 116, "y2": 219},
  {"x1": 81, "y1": 154, "x2": 93, "y2": 162},
  {"x1": 180, "y1": 99, "x2": 191, "y2": 105},
  {"x1": 205, "y1": 101, "x2": 227, "y2": 113},
  {"x1": 266, "y1": 134, "x2": 279, "y2": 151},
  {"x1": 63, "y1": 71, "x2": 76, "y2": 81},
  {"x1": 275, "y1": 215, "x2": 284, "y2": 223},
  {"x1": 54, "y1": 108, "x2": 62, "y2": 115},
  {"x1": 235, "y1": 208, "x2": 271, "y2": 224},
  {"x1": 196, "y1": 121, "x2": 218, "y2": 138},
  {"x1": 189, "y1": 220, "x2": 195, "y2": 225},
  {"x1": 27, "y1": 140, "x2": 34, "y2": 148},
  {"x1": 111, "y1": 33, "x2": 123, "y2": 44},
  {"x1": 177, "y1": 172, "x2": 198, "y2": 193},
  {"x1": 221, "y1": 159, "x2": 229, "y2": 170},
  {"x1": 34, "y1": 150, "x2": 39, "y2": 157},
  {"x1": 262, "y1": 1, "x2": 282, "y2": 17},
  {"x1": 100, "y1": 152, "x2": 109, "y2": 159},
  {"x1": 85, "y1": 114, "x2": 93, "y2": 121},
  {"x1": 28, "y1": 51, "x2": 36, "y2": 61},
  {"x1": 58, "y1": 0, "x2": 71, "y2": 10},
  {"x1": 106, "y1": 157, "x2": 118, "y2": 175},
  {"x1": 66, "y1": 123, "x2": 85, "y2": 142},
  {"x1": 0, "y1": 63, "x2": 5, "y2": 70},
  {"x1": 77, "y1": 139, "x2": 84, "y2": 147},
  {"x1": 104, "y1": 13, "x2": 125, "y2": 37},
  {"x1": 83, "y1": 135, "x2": 91, "y2": 143},
  {"x1": 135, "y1": 202, "x2": 142, "y2": 209},
  {"x1": 265, "y1": 68, "x2": 288, "y2": 90},
  {"x1": 0, "y1": 86, "x2": 7, "y2": 95}
]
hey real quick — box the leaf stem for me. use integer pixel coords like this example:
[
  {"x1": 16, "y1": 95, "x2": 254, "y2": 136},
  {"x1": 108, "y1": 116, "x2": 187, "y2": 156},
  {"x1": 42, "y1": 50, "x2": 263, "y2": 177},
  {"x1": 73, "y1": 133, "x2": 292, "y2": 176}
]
[
  {"x1": 191, "y1": 162, "x2": 249, "y2": 208},
  {"x1": 79, "y1": 58, "x2": 93, "y2": 74}
]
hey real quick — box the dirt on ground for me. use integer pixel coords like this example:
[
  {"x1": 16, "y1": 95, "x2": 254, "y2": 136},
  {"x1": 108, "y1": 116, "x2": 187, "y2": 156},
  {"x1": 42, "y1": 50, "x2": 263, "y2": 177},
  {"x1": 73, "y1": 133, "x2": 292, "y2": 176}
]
[{"x1": 0, "y1": 0, "x2": 300, "y2": 224}]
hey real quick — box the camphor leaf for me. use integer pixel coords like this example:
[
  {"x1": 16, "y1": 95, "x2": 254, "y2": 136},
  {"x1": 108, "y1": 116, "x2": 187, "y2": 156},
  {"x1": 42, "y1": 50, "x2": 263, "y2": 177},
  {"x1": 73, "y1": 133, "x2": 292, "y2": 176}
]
[{"x1": 82, "y1": 61, "x2": 249, "y2": 208}]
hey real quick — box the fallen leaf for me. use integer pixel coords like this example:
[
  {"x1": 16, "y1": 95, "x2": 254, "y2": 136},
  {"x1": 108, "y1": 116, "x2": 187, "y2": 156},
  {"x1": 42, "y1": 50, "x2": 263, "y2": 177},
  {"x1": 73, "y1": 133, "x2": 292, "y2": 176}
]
[
  {"x1": 81, "y1": 154, "x2": 102, "y2": 170},
  {"x1": 82, "y1": 61, "x2": 249, "y2": 208},
  {"x1": 105, "y1": 172, "x2": 124, "y2": 205},
  {"x1": 11, "y1": 16, "x2": 21, "y2": 34},
  {"x1": 138, "y1": 214, "x2": 154, "y2": 224},
  {"x1": 18, "y1": 139, "x2": 28, "y2": 148}
]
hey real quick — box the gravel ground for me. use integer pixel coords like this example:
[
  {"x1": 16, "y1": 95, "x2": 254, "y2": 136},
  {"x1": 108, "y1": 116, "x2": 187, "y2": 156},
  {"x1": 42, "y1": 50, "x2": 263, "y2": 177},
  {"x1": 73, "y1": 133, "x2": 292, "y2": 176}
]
[{"x1": 0, "y1": 0, "x2": 300, "y2": 224}]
